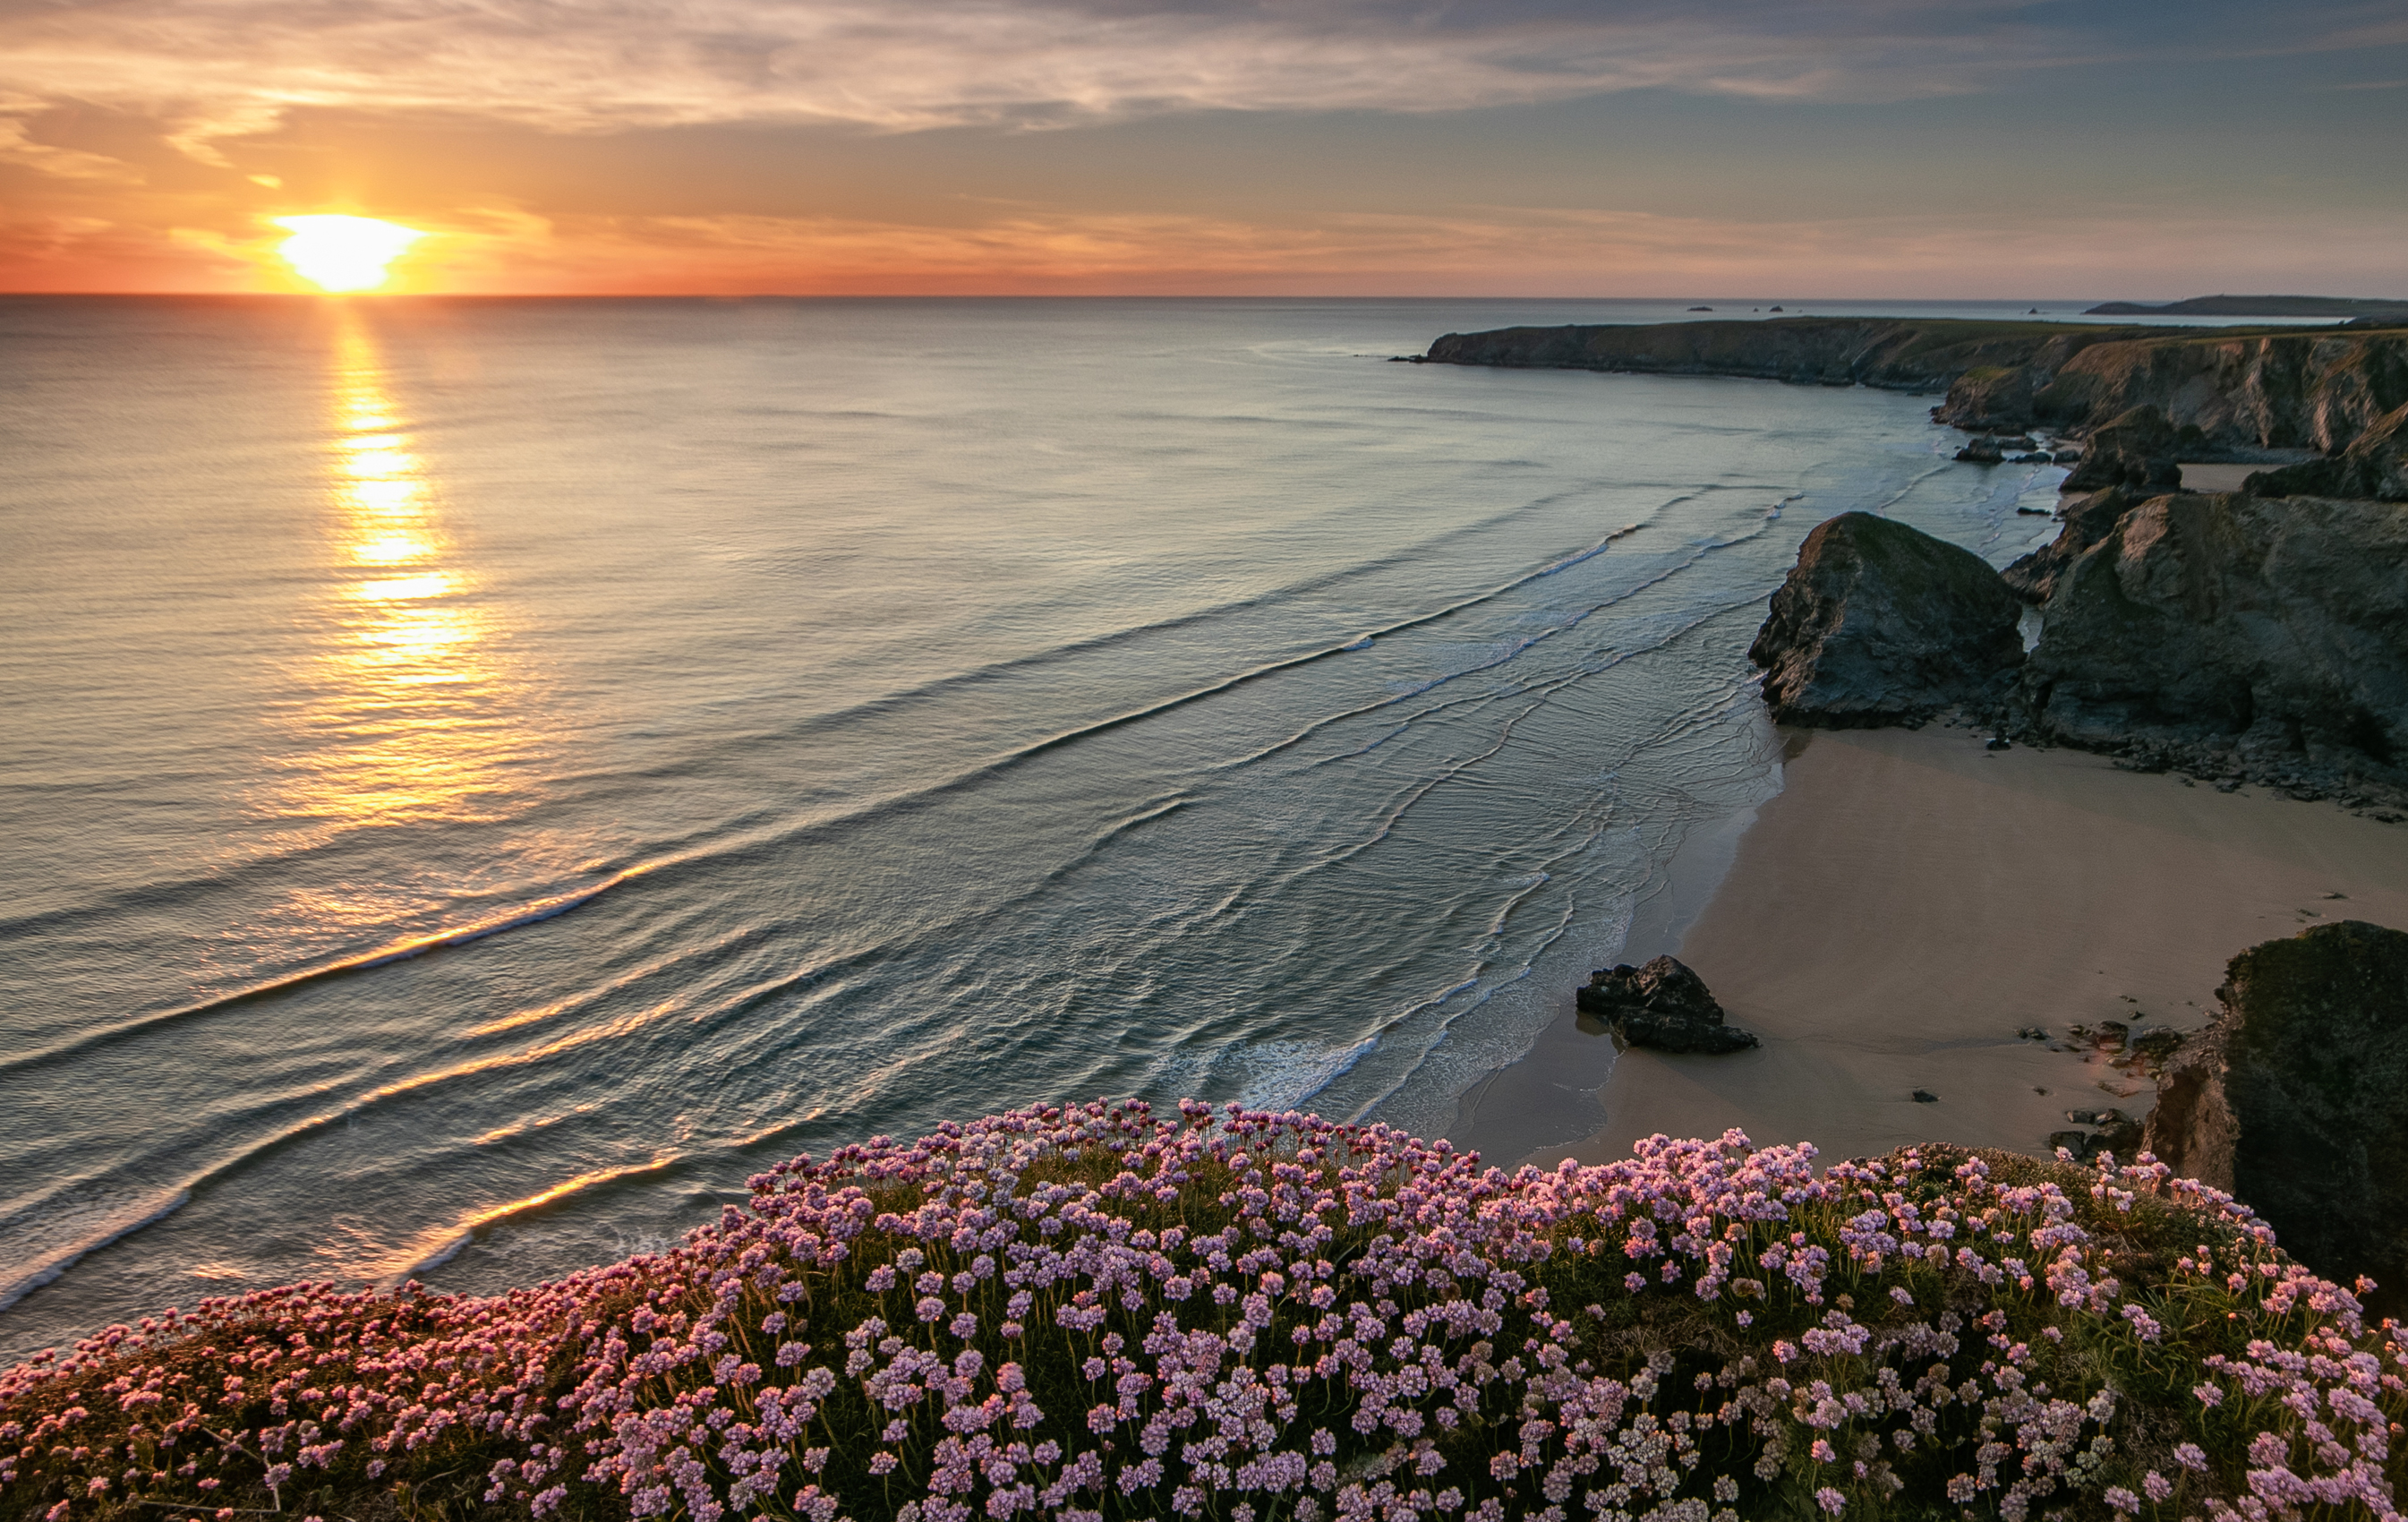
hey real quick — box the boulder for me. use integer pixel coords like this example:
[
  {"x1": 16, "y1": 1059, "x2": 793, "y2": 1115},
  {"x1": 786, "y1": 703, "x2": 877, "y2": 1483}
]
[
  {"x1": 1575, "y1": 956, "x2": 1758, "y2": 1055},
  {"x1": 2059, "y1": 405, "x2": 2195, "y2": 492},
  {"x1": 2142, "y1": 922, "x2": 2408, "y2": 1309},
  {"x1": 2247, "y1": 400, "x2": 2408, "y2": 501},
  {"x1": 2020, "y1": 492, "x2": 2408, "y2": 786},
  {"x1": 1749, "y1": 512, "x2": 2028, "y2": 725}
]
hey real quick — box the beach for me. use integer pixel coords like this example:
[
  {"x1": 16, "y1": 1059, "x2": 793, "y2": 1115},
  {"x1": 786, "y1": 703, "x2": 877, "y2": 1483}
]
[{"x1": 1453, "y1": 725, "x2": 2408, "y2": 1169}]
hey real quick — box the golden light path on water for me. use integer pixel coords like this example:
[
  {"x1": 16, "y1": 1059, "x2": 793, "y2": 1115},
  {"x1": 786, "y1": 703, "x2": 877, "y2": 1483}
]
[
  {"x1": 274, "y1": 312, "x2": 526, "y2": 840},
  {"x1": 252, "y1": 312, "x2": 646, "y2": 1283}
]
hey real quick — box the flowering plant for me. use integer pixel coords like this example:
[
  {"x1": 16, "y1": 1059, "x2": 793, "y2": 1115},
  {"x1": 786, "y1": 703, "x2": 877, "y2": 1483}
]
[{"x1": 4, "y1": 1101, "x2": 2403, "y2": 1521}]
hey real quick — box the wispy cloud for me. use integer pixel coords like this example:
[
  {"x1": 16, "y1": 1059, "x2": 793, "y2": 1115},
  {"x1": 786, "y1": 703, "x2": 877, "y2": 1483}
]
[
  {"x1": 0, "y1": 113, "x2": 142, "y2": 182},
  {"x1": 13, "y1": 192, "x2": 2406, "y2": 295},
  {"x1": 0, "y1": 0, "x2": 2204, "y2": 162}
]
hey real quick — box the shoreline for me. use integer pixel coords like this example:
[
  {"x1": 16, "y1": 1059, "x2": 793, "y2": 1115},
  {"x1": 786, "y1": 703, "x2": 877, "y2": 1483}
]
[{"x1": 1450, "y1": 725, "x2": 2408, "y2": 1170}]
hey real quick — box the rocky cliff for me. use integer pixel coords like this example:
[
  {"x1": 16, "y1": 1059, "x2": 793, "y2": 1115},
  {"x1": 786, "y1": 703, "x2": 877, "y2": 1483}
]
[
  {"x1": 2246, "y1": 399, "x2": 2408, "y2": 501},
  {"x1": 1418, "y1": 316, "x2": 2144, "y2": 395},
  {"x1": 2024, "y1": 328, "x2": 2408, "y2": 453},
  {"x1": 1746, "y1": 512, "x2": 2027, "y2": 726},
  {"x1": 1750, "y1": 493, "x2": 2408, "y2": 803},
  {"x1": 1416, "y1": 315, "x2": 2408, "y2": 457},
  {"x1": 2020, "y1": 492, "x2": 2408, "y2": 794},
  {"x1": 2142, "y1": 920, "x2": 2408, "y2": 1312}
]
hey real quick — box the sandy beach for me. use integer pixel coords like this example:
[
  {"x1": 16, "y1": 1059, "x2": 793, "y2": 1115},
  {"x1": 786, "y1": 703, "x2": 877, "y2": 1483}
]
[{"x1": 1451, "y1": 726, "x2": 2408, "y2": 1170}]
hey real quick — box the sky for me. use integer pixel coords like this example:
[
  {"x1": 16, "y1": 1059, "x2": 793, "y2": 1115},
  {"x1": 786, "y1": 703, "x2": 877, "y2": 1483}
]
[{"x1": 4, "y1": 0, "x2": 2405, "y2": 296}]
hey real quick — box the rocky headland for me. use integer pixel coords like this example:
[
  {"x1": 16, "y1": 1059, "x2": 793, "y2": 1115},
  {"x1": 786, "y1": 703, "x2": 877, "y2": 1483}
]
[
  {"x1": 1415, "y1": 314, "x2": 2408, "y2": 460},
  {"x1": 1413, "y1": 309, "x2": 2408, "y2": 808},
  {"x1": 2083, "y1": 294, "x2": 2408, "y2": 321}
]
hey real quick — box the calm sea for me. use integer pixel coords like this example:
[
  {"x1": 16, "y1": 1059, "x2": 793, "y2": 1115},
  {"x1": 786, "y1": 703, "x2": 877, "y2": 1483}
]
[{"x1": 1, "y1": 295, "x2": 2100, "y2": 1359}]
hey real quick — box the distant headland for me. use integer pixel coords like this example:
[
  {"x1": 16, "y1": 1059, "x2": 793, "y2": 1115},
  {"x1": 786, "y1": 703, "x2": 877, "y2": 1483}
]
[{"x1": 2082, "y1": 293, "x2": 2408, "y2": 321}]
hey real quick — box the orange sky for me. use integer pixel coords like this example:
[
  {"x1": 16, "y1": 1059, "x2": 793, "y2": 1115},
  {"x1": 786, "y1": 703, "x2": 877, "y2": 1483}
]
[{"x1": 5, "y1": 0, "x2": 2406, "y2": 295}]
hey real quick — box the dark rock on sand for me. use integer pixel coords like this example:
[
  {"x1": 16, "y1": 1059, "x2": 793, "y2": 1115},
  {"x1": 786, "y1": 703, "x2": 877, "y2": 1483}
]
[
  {"x1": 2142, "y1": 921, "x2": 2408, "y2": 1306},
  {"x1": 1749, "y1": 513, "x2": 2026, "y2": 726},
  {"x1": 1576, "y1": 956, "x2": 1759, "y2": 1055},
  {"x1": 2019, "y1": 491, "x2": 2408, "y2": 793}
]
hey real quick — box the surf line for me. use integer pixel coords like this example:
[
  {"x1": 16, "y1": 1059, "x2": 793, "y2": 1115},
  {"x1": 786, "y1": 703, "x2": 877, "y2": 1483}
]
[{"x1": 0, "y1": 867, "x2": 654, "y2": 1079}]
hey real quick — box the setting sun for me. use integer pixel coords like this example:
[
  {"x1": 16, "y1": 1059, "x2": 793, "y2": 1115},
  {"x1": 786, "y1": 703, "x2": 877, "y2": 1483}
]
[{"x1": 272, "y1": 215, "x2": 425, "y2": 292}]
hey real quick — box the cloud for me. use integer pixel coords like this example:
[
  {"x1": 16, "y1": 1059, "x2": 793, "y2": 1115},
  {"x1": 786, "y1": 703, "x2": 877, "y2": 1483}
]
[
  {"x1": 15, "y1": 192, "x2": 2408, "y2": 295},
  {"x1": 0, "y1": 0, "x2": 2224, "y2": 163},
  {"x1": 0, "y1": 115, "x2": 141, "y2": 181},
  {"x1": 348, "y1": 198, "x2": 2408, "y2": 297}
]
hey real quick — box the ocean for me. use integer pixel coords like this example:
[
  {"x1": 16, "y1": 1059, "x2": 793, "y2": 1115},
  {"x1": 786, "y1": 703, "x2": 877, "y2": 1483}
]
[{"x1": 1, "y1": 295, "x2": 2097, "y2": 1360}]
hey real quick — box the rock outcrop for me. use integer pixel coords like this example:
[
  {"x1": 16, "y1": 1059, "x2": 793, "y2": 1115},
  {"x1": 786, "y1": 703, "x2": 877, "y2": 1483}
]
[
  {"x1": 2028, "y1": 328, "x2": 2408, "y2": 454},
  {"x1": 2056, "y1": 405, "x2": 2195, "y2": 493},
  {"x1": 2246, "y1": 400, "x2": 2408, "y2": 501},
  {"x1": 1747, "y1": 513, "x2": 2027, "y2": 726},
  {"x1": 2019, "y1": 492, "x2": 2408, "y2": 791},
  {"x1": 2142, "y1": 921, "x2": 2408, "y2": 1309},
  {"x1": 1575, "y1": 956, "x2": 1758, "y2": 1054},
  {"x1": 1939, "y1": 366, "x2": 2037, "y2": 432},
  {"x1": 2000, "y1": 486, "x2": 2131, "y2": 603}
]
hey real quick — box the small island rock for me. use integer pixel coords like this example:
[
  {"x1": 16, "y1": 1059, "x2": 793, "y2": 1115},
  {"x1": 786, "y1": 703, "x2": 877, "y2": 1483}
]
[{"x1": 1575, "y1": 956, "x2": 1759, "y2": 1054}]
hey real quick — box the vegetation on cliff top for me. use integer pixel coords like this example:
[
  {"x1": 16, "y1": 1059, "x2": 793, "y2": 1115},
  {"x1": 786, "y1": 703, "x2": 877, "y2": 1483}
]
[{"x1": 3, "y1": 1102, "x2": 2401, "y2": 1522}]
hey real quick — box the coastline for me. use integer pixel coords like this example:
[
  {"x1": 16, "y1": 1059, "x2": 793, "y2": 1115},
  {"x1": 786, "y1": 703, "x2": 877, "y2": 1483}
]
[{"x1": 1452, "y1": 725, "x2": 2408, "y2": 1170}]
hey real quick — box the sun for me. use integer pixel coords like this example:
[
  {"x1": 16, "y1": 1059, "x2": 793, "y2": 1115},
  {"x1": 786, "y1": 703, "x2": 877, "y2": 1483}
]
[{"x1": 273, "y1": 215, "x2": 426, "y2": 293}]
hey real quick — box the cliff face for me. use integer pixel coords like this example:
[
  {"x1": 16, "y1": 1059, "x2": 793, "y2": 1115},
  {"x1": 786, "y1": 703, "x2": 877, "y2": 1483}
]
[
  {"x1": 2030, "y1": 329, "x2": 2408, "y2": 452},
  {"x1": 1419, "y1": 318, "x2": 2139, "y2": 394},
  {"x1": 2021, "y1": 492, "x2": 2408, "y2": 788},
  {"x1": 2142, "y1": 920, "x2": 2408, "y2": 1309},
  {"x1": 2248, "y1": 399, "x2": 2408, "y2": 501},
  {"x1": 1417, "y1": 316, "x2": 2408, "y2": 457}
]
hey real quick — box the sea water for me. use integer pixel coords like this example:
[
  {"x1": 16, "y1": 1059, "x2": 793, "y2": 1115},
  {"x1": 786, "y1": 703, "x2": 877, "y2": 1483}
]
[{"x1": 0, "y1": 295, "x2": 2080, "y2": 1359}]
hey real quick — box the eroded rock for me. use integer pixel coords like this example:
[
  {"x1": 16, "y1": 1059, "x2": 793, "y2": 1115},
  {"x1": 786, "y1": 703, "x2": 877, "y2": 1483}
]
[
  {"x1": 2142, "y1": 921, "x2": 2408, "y2": 1308},
  {"x1": 1748, "y1": 512, "x2": 2027, "y2": 726},
  {"x1": 1575, "y1": 956, "x2": 1759, "y2": 1055},
  {"x1": 2001, "y1": 485, "x2": 2132, "y2": 603},
  {"x1": 2247, "y1": 400, "x2": 2408, "y2": 502},
  {"x1": 2059, "y1": 405, "x2": 2194, "y2": 493},
  {"x1": 2021, "y1": 492, "x2": 2408, "y2": 792}
]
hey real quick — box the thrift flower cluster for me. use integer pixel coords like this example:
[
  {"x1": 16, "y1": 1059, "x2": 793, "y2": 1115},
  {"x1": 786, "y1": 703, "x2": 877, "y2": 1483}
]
[{"x1": 4, "y1": 1100, "x2": 2404, "y2": 1522}]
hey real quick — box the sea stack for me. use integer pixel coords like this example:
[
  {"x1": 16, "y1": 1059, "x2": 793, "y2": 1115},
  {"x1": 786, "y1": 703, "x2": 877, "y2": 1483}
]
[{"x1": 1747, "y1": 511, "x2": 2026, "y2": 726}]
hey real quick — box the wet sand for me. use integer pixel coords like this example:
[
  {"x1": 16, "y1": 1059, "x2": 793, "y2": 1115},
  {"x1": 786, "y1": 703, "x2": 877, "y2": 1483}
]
[{"x1": 1452, "y1": 726, "x2": 2408, "y2": 1169}]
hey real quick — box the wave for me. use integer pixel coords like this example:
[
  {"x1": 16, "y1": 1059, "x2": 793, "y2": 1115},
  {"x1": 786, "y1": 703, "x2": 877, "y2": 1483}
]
[
  {"x1": 362, "y1": 1158, "x2": 682, "y2": 1286},
  {"x1": 0, "y1": 868, "x2": 652, "y2": 1078},
  {"x1": 0, "y1": 1189, "x2": 189, "y2": 1315}
]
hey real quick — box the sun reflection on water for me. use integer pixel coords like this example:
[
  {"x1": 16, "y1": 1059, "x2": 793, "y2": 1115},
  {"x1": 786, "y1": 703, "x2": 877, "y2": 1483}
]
[{"x1": 268, "y1": 312, "x2": 538, "y2": 840}]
